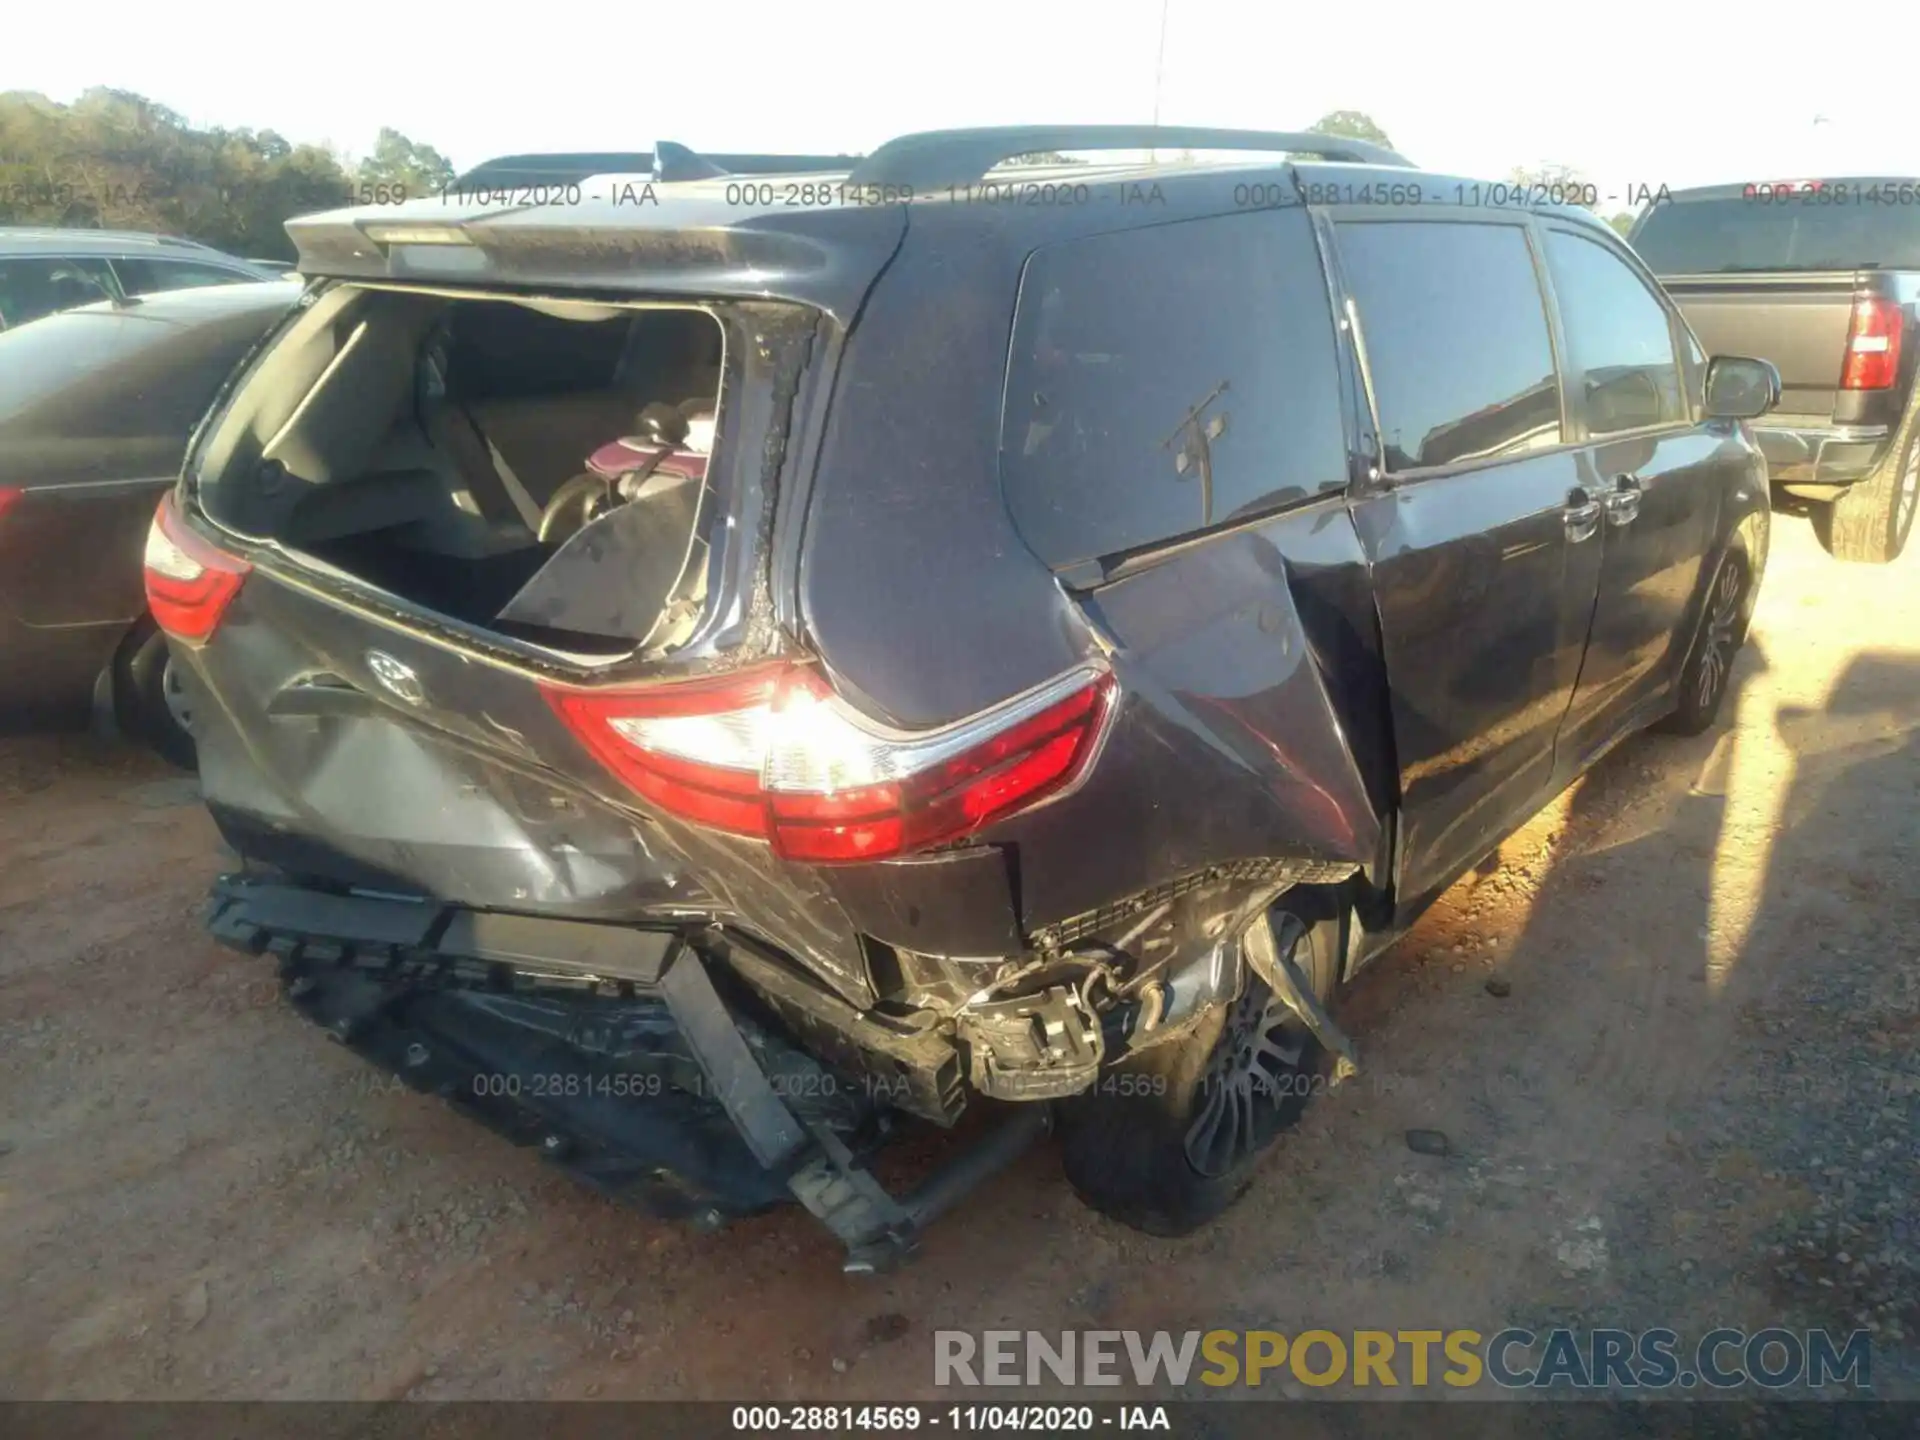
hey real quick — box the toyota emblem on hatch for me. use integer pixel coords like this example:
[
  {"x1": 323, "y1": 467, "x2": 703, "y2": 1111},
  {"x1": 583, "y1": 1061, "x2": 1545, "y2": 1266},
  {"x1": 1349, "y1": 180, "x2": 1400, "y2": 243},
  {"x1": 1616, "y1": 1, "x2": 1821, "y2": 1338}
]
[{"x1": 366, "y1": 651, "x2": 426, "y2": 707}]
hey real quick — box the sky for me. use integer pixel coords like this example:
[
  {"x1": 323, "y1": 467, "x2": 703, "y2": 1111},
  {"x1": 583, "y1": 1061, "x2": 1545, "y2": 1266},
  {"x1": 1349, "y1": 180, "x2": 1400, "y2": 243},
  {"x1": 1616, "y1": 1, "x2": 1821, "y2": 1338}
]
[{"x1": 5, "y1": 0, "x2": 1916, "y2": 202}]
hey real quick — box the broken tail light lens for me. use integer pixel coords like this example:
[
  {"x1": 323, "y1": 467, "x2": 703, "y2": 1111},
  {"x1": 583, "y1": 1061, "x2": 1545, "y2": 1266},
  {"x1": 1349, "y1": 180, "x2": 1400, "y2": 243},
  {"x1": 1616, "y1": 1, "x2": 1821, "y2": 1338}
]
[
  {"x1": 1841, "y1": 297, "x2": 1903, "y2": 390},
  {"x1": 543, "y1": 669, "x2": 782, "y2": 838},
  {"x1": 144, "y1": 491, "x2": 251, "y2": 641},
  {"x1": 542, "y1": 663, "x2": 1116, "y2": 864}
]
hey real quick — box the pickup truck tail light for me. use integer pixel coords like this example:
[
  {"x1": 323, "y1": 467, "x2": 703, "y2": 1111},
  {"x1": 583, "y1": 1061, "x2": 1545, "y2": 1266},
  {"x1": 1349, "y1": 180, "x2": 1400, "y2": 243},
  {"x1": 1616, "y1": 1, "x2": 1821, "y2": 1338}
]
[
  {"x1": 1840, "y1": 297, "x2": 1903, "y2": 390},
  {"x1": 144, "y1": 492, "x2": 251, "y2": 641},
  {"x1": 543, "y1": 663, "x2": 1115, "y2": 864},
  {"x1": 0, "y1": 486, "x2": 22, "y2": 523}
]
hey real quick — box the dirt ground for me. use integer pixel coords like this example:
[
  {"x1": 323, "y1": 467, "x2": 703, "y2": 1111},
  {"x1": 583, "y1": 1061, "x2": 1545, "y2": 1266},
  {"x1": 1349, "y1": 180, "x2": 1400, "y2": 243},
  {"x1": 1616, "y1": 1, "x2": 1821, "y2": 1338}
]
[{"x1": 1, "y1": 520, "x2": 1915, "y2": 1403}]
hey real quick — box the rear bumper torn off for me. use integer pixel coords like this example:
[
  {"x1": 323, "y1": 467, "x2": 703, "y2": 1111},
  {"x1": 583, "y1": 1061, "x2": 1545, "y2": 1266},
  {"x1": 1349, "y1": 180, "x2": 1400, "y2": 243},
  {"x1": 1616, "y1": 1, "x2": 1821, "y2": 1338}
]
[{"x1": 201, "y1": 874, "x2": 1039, "y2": 1269}]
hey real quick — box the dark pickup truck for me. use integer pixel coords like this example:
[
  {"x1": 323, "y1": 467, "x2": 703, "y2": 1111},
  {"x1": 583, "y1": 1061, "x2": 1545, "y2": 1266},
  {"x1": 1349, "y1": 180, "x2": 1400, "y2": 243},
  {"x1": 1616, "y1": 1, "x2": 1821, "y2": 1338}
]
[{"x1": 1631, "y1": 180, "x2": 1920, "y2": 563}]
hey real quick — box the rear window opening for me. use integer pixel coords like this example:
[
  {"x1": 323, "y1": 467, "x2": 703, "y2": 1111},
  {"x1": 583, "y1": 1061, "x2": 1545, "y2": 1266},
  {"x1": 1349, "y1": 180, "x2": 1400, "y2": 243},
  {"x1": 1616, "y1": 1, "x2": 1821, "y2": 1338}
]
[
  {"x1": 191, "y1": 284, "x2": 729, "y2": 658},
  {"x1": 1632, "y1": 196, "x2": 1920, "y2": 274}
]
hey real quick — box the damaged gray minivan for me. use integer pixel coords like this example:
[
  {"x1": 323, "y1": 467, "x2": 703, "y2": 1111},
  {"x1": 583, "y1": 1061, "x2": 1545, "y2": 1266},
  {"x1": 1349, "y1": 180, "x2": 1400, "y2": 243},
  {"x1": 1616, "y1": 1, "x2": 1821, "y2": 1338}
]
[{"x1": 155, "y1": 128, "x2": 1778, "y2": 1268}]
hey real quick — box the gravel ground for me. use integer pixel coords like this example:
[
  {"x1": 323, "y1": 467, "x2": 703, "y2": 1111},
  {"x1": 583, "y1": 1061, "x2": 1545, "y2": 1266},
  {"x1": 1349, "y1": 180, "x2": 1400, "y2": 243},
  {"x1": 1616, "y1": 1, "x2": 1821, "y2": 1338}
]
[{"x1": 0, "y1": 519, "x2": 1914, "y2": 1403}]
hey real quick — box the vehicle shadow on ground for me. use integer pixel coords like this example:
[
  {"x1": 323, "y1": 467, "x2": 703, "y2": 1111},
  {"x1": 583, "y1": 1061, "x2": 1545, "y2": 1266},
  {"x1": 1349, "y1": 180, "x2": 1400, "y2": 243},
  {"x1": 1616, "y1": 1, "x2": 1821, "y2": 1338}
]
[
  {"x1": 699, "y1": 643, "x2": 1804, "y2": 1384},
  {"x1": 1339, "y1": 633, "x2": 1774, "y2": 1041},
  {"x1": 1199, "y1": 641, "x2": 1776, "y2": 1320},
  {"x1": 1728, "y1": 649, "x2": 1920, "y2": 1385},
  {"x1": 774, "y1": 639, "x2": 1825, "y2": 1396},
  {"x1": 1290, "y1": 636, "x2": 1920, "y2": 1393},
  {"x1": 231, "y1": 625, "x2": 1909, "y2": 1402},
  {"x1": 9, "y1": 639, "x2": 1916, "y2": 1402}
]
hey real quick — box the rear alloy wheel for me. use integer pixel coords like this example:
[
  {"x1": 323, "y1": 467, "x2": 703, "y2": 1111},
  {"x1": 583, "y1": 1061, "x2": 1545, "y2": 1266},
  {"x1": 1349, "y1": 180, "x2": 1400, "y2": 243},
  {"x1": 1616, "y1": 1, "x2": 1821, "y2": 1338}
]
[
  {"x1": 116, "y1": 621, "x2": 197, "y2": 770},
  {"x1": 1056, "y1": 903, "x2": 1339, "y2": 1237},
  {"x1": 1658, "y1": 548, "x2": 1750, "y2": 737},
  {"x1": 1814, "y1": 428, "x2": 1920, "y2": 564},
  {"x1": 161, "y1": 654, "x2": 195, "y2": 736},
  {"x1": 1182, "y1": 968, "x2": 1315, "y2": 1177}
]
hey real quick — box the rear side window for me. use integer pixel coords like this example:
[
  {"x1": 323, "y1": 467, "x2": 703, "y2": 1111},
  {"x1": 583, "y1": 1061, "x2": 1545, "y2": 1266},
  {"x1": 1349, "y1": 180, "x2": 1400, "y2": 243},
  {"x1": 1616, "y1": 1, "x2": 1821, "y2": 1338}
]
[
  {"x1": 1337, "y1": 220, "x2": 1561, "y2": 472},
  {"x1": 0, "y1": 257, "x2": 117, "y2": 330},
  {"x1": 1542, "y1": 229, "x2": 1685, "y2": 435},
  {"x1": 1000, "y1": 208, "x2": 1348, "y2": 568},
  {"x1": 112, "y1": 258, "x2": 252, "y2": 297}
]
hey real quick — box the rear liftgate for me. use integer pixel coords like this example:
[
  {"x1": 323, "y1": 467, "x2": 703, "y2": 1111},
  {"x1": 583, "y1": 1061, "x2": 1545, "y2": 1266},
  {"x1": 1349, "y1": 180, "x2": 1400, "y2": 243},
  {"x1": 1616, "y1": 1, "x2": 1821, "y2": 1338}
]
[{"x1": 204, "y1": 875, "x2": 1048, "y2": 1273}]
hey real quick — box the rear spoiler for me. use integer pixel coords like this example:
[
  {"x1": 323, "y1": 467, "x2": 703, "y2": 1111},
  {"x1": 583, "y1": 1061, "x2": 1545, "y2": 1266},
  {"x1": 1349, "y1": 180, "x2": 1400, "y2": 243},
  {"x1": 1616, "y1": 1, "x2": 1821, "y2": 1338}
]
[
  {"x1": 282, "y1": 193, "x2": 910, "y2": 325},
  {"x1": 450, "y1": 144, "x2": 866, "y2": 190}
]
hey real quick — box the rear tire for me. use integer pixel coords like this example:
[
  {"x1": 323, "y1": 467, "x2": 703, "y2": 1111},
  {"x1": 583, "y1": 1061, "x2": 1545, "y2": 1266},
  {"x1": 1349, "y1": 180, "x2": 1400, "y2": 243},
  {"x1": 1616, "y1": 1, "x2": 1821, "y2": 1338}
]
[
  {"x1": 115, "y1": 621, "x2": 197, "y2": 770},
  {"x1": 1812, "y1": 429, "x2": 1920, "y2": 564},
  {"x1": 1056, "y1": 902, "x2": 1340, "y2": 1237},
  {"x1": 1657, "y1": 548, "x2": 1751, "y2": 737}
]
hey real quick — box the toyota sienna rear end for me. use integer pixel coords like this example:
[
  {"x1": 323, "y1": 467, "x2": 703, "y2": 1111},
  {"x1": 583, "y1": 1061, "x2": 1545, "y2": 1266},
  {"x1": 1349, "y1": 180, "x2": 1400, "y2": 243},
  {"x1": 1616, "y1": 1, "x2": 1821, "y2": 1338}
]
[{"x1": 160, "y1": 134, "x2": 1393, "y2": 1265}]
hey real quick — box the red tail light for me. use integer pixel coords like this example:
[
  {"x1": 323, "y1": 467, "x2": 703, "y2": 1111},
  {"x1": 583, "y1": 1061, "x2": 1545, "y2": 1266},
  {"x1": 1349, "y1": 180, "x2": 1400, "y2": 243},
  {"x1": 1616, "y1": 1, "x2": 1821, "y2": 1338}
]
[
  {"x1": 0, "y1": 486, "x2": 22, "y2": 522},
  {"x1": 542, "y1": 663, "x2": 1116, "y2": 864},
  {"x1": 144, "y1": 492, "x2": 250, "y2": 641},
  {"x1": 1841, "y1": 297, "x2": 1903, "y2": 390}
]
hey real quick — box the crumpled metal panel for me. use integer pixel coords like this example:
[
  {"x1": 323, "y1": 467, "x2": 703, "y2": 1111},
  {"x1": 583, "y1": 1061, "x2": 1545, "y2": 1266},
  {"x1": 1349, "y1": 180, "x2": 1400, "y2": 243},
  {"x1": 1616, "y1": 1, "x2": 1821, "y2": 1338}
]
[{"x1": 179, "y1": 571, "x2": 879, "y2": 1007}]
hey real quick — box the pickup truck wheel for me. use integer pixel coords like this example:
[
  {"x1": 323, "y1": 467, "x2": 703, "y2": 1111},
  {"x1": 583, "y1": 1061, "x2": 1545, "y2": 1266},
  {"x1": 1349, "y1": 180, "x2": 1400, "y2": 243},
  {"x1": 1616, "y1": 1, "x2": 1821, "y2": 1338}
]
[
  {"x1": 115, "y1": 621, "x2": 197, "y2": 770},
  {"x1": 1657, "y1": 548, "x2": 1750, "y2": 737},
  {"x1": 1055, "y1": 904, "x2": 1339, "y2": 1237},
  {"x1": 1814, "y1": 429, "x2": 1920, "y2": 564}
]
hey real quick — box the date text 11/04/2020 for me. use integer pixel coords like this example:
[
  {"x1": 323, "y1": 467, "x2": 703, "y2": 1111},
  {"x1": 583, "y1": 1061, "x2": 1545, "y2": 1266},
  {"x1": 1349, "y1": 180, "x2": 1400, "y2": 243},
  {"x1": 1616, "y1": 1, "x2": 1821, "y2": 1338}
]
[
  {"x1": 347, "y1": 1065, "x2": 1612, "y2": 1107},
  {"x1": 434, "y1": 180, "x2": 1171, "y2": 209},
  {"x1": 732, "y1": 1406, "x2": 1172, "y2": 1432},
  {"x1": 1280, "y1": 180, "x2": 1677, "y2": 209},
  {"x1": 349, "y1": 1067, "x2": 1171, "y2": 1107},
  {"x1": 53, "y1": 175, "x2": 1920, "y2": 217},
  {"x1": 423, "y1": 179, "x2": 1674, "y2": 212},
  {"x1": 329, "y1": 177, "x2": 1727, "y2": 214}
]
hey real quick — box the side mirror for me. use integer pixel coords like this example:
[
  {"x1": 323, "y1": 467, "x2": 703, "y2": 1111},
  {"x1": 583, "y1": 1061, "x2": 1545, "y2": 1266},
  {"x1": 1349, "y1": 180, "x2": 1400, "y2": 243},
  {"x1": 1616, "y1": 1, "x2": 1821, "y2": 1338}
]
[{"x1": 1704, "y1": 356, "x2": 1780, "y2": 421}]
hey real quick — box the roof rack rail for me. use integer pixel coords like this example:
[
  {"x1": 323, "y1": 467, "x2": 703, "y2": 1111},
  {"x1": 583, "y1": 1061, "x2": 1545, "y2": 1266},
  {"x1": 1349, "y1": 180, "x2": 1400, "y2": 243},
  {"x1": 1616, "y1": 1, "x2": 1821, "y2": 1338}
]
[
  {"x1": 652, "y1": 142, "x2": 865, "y2": 183},
  {"x1": 0, "y1": 227, "x2": 214, "y2": 248},
  {"x1": 846, "y1": 125, "x2": 1411, "y2": 189}
]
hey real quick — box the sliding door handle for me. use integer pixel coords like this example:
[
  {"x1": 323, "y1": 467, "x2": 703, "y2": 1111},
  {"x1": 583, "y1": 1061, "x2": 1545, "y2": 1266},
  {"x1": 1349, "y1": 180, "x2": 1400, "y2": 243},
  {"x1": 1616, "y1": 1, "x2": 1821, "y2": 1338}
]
[
  {"x1": 1604, "y1": 473, "x2": 1643, "y2": 527},
  {"x1": 1564, "y1": 487, "x2": 1602, "y2": 543}
]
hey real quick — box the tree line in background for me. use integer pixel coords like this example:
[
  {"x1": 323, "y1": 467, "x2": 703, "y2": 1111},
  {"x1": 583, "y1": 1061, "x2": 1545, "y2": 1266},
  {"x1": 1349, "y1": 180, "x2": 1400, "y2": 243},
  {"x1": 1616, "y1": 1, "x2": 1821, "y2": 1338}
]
[
  {"x1": 0, "y1": 93, "x2": 1635, "y2": 256},
  {"x1": 0, "y1": 89, "x2": 455, "y2": 258}
]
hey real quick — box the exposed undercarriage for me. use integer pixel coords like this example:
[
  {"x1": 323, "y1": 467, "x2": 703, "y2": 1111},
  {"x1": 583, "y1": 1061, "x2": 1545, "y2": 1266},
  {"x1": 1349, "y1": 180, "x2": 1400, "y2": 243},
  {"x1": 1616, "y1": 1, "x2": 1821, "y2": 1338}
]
[{"x1": 204, "y1": 852, "x2": 1361, "y2": 1270}]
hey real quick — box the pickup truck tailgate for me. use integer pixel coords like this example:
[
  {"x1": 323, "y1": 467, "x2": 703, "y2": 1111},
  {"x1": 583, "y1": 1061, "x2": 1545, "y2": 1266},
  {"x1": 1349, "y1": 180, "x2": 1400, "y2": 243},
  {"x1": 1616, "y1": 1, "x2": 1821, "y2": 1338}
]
[{"x1": 1658, "y1": 271, "x2": 1859, "y2": 420}]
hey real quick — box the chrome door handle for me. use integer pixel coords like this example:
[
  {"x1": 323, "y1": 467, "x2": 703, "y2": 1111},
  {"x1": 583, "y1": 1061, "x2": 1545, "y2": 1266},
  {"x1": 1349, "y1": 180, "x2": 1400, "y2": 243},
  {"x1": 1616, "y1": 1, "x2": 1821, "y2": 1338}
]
[
  {"x1": 1564, "y1": 487, "x2": 1602, "y2": 543},
  {"x1": 1605, "y1": 473, "x2": 1643, "y2": 527}
]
